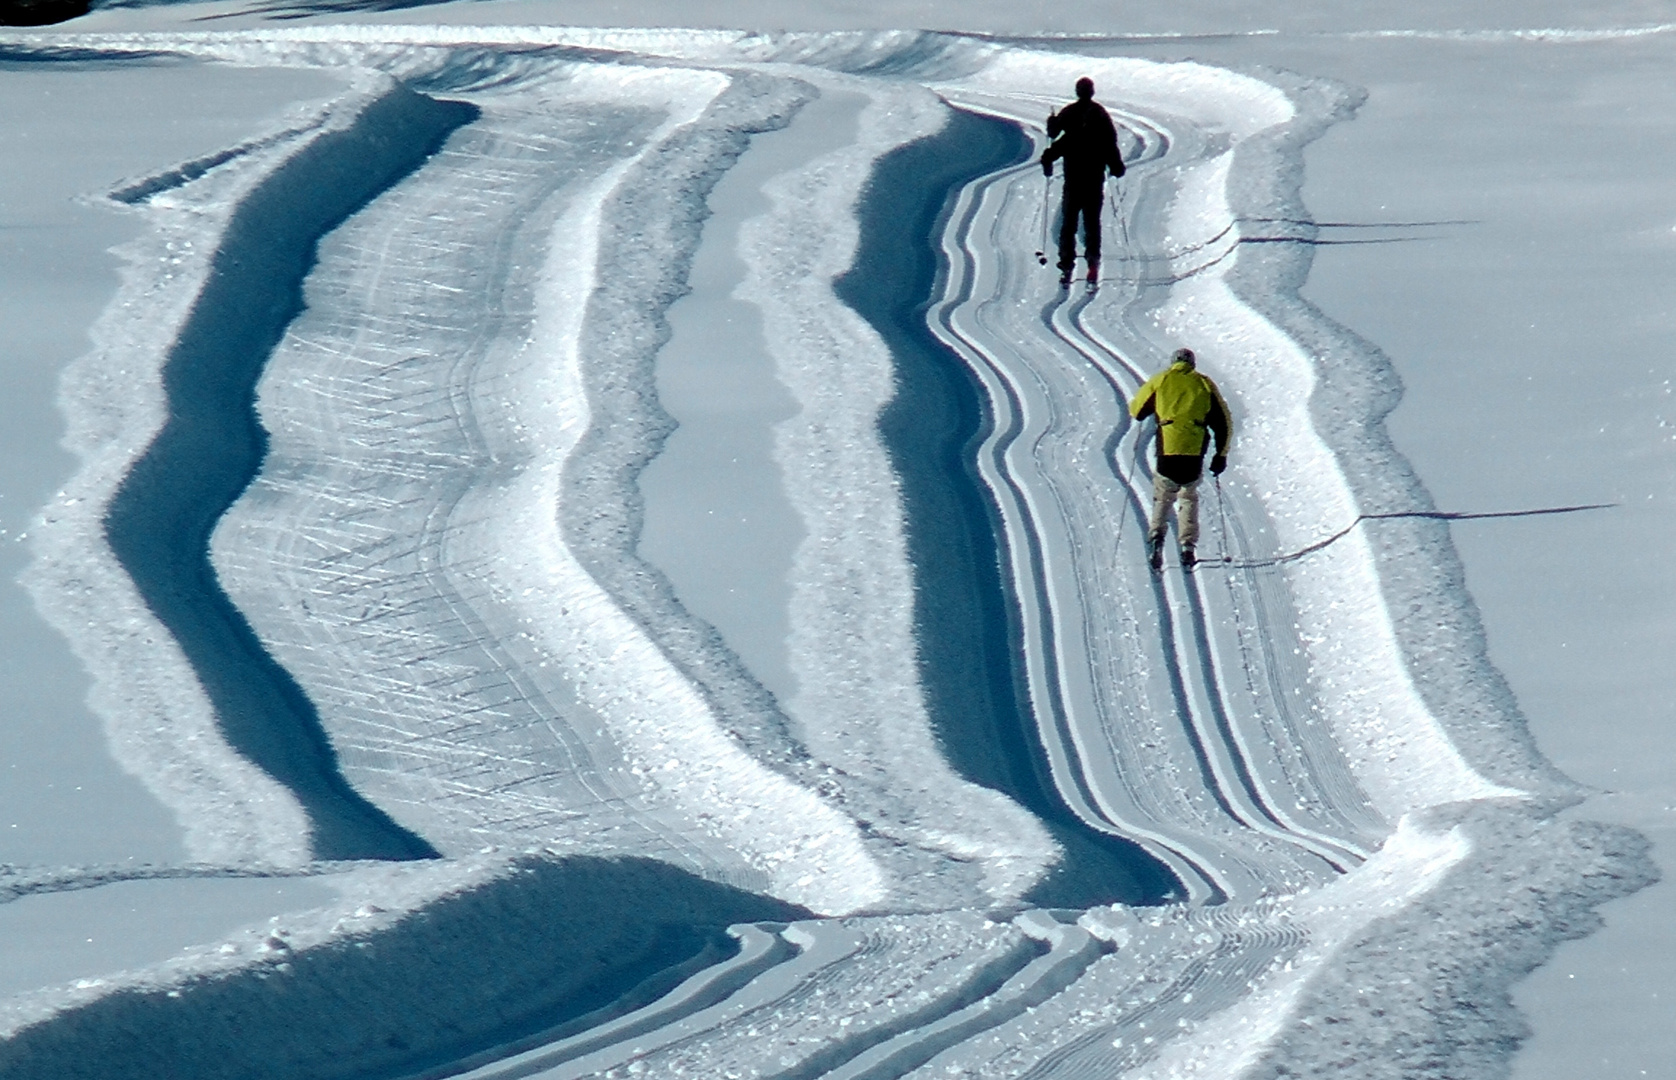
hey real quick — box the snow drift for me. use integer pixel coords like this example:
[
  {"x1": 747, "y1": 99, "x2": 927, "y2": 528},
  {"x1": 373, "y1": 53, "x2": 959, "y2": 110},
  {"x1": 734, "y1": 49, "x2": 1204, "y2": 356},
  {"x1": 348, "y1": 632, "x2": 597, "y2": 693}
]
[{"x1": 0, "y1": 22, "x2": 1654, "y2": 1080}]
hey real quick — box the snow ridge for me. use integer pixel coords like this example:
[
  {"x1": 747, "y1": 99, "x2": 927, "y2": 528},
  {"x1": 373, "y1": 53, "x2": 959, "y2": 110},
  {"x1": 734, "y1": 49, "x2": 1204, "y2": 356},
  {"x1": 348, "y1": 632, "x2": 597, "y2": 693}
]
[
  {"x1": 0, "y1": 854, "x2": 806, "y2": 1078},
  {"x1": 0, "y1": 25, "x2": 1655, "y2": 1080},
  {"x1": 211, "y1": 56, "x2": 886, "y2": 914},
  {"x1": 928, "y1": 53, "x2": 1382, "y2": 904},
  {"x1": 1133, "y1": 90, "x2": 1523, "y2": 824},
  {"x1": 1213, "y1": 65, "x2": 1579, "y2": 800},
  {"x1": 20, "y1": 69, "x2": 430, "y2": 868},
  {"x1": 101, "y1": 73, "x2": 467, "y2": 862},
  {"x1": 737, "y1": 75, "x2": 1058, "y2": 909}
]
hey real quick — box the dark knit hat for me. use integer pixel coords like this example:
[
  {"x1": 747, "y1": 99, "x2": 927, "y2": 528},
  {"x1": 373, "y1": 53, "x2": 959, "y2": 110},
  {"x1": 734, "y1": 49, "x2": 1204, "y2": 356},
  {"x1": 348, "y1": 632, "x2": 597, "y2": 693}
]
[
  {"x1": 1075, "y1": 77, "x2": 1094, "y2": 99},
  {"x1": 1172, "y1": 347, "x2": 1196, "y2": 367}
]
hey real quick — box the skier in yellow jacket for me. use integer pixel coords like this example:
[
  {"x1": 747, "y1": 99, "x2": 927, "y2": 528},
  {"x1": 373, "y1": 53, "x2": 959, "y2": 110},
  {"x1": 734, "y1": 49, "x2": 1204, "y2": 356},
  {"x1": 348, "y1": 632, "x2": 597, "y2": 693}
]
[{"x1": 1128, "y1": 348, "x2": 1232, "y2": 570}]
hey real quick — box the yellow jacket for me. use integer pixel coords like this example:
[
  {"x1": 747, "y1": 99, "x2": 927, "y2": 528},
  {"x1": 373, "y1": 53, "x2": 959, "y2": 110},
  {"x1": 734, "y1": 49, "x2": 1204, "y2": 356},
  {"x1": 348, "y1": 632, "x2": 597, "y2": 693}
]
[{"x1": 1129, "y1": 359, "x2": 1232, "y2": 459}]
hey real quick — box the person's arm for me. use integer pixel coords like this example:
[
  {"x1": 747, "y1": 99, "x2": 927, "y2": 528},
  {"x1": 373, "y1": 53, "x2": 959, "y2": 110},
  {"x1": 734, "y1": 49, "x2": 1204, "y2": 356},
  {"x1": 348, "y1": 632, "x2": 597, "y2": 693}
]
[
  {"x1": 1043, "y1": 107, "x2": 1066, "y2": 174},
  {"x1": 1102, "y1": 110, "x2": 1126, "y2": 178},
  {"x1": 1129, "y1": 375, "x2": 1159, "y2": 422},
  {"x1": 1041, "y1": 138, "x2": 1064, "y2": 174},
  {"x1": 1206, "y1": 381, "x2": 1232, "y2": 472}
]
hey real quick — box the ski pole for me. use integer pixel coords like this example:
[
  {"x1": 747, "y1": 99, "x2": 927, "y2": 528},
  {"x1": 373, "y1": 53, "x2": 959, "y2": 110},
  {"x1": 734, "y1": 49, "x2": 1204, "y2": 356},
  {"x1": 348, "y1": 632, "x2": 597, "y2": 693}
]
[
  {"x1": 1214, "y1": 476, "x2": 1233, "y2": 565},
  {"x1": 1115, "y1": 177, "x2": 1130, "y2": 255},
  {"x1": 1112, "y1": 429, "x2": 1132, "y2": 557},
  {"x1": 1035, "y1": 176, "x2": 1051, "y2": 266}
]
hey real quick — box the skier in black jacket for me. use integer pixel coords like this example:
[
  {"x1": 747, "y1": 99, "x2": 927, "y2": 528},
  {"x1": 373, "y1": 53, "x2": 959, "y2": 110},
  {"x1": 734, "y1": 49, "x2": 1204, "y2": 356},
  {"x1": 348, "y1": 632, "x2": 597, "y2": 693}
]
[{"x1": 1041, "y1": 77, "x2": 1126, "y2": 286}]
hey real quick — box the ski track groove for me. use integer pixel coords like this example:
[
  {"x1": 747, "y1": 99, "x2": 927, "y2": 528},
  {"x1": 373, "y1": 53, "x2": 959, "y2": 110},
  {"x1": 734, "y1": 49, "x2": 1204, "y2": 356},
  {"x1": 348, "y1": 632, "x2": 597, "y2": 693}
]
[
  {"x1": 2, "y1": 28, "x2": 1536, "y2": 1080},
  {"x1": 925, "y1": 96, "x2": 1386, "y2": 910},
  {"x1": 933, "y1": 170, "x2": 1235, "y2": 903},
  {"x1": 215, "y1": 79, "x2": 744, "y2": 871},
  {"x1": 1074, "y1": 282, "x2": 1389, "y2": 854},
  {"x1": 1067, "y1": 295, "x2": 1368, "y2": 872},
  {"x1": 418, "y1": 924, "x2": 798, "y2": 1080},
  {"x1": 532, "y1": 915, "x2": 1034, "y2": 1080}
]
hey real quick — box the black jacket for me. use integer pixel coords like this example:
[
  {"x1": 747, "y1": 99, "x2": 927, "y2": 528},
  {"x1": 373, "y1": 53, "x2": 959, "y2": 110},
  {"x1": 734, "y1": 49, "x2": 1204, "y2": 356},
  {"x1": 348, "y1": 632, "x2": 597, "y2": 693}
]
[{"x1": 1042, "y1": 99, "x2": 1125, "y2": 184}]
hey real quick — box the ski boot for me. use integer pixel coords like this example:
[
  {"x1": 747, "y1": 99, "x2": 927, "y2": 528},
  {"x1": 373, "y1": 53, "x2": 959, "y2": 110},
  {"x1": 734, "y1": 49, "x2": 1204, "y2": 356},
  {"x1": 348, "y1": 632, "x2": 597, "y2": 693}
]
[
  {"x1": 1148, "y1": 532, "x2": 1165, "y2": 572},
  {"x1": 1180, "y1": 546, "x2": 1197, "y2": 571}
]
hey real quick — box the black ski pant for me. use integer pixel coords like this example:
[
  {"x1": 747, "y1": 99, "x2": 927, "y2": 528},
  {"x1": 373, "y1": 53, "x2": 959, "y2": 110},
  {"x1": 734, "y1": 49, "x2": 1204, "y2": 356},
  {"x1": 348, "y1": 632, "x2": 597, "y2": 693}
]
[{"x1": 1057, "y1": 179, "x2": 1105, "y2": 273}]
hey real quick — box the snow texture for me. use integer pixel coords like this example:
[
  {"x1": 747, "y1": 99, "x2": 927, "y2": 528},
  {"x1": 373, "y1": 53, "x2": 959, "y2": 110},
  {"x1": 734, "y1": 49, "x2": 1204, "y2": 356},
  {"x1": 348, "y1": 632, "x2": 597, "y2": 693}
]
[{"x1": 0, "y1": 15, "x2": 1658, "y2": 1080}]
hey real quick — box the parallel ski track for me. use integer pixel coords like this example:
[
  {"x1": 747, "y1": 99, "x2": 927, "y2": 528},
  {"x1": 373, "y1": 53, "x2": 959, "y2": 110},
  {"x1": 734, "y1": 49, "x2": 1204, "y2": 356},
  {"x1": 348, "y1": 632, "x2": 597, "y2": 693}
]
[
  {"x1": 243, "y1": 78, "x2": 1391, "y2": 1080},
  {"x1": 461, "y1": 915, "x2": 1044, "y2": 1080},
  {"x1": 428, "y1": 906, "x2": 1310, "y2": 1080},
  {"x1": 1070, "y1": 302, "x2": 1389, "y2": 859},
  {"x1": 220, "y1": 63, "x2": 1384, "y2": 1080},
  {"x1": 1054, "y1": 300, "x2": 1373, "y2": 875},
  {"x1": 927, "y1": 96, "x2": 1386, "y2": 905},
  {"x1": 1068, "y1": 102, "x2": 1390, "y2": 861},
  {"x1": 2, "y1": 27, "x2": 1548, "y2": 1080},
  {"x1": 1055, "y1": 293, "x2": 1365, "y2": 876},
  {"x1": 215, "y1": 87, "x2": 729, "y2": 869}
]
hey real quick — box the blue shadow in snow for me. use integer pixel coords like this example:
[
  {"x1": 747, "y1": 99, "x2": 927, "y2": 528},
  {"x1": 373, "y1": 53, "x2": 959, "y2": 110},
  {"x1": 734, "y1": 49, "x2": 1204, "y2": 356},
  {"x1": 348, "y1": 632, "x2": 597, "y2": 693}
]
[
  {"x1": 103, "y1": 85, "x2": 479, "y2": 862},
  {"x1": 838, "y1": 108, "x2": 1180, "y2": 908},
  {"x1": 0, "y1": 855, "x2": 810, "y2": 1080}
]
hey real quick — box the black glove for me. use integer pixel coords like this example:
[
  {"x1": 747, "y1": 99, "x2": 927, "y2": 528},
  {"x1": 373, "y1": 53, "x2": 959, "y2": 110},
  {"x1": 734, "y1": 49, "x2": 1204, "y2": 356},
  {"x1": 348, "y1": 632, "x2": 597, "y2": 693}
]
[
  {"x1": 1042, "y1": 160, "x2": 1053, "y2": 177},
  {"x1": 1211, "y1": 454, "x2": 1228, "y2": 476}
]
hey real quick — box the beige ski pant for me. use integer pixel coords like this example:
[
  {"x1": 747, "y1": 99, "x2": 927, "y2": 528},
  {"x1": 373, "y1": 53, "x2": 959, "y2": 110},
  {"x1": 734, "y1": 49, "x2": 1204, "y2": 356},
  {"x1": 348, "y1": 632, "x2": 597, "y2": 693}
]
[{"x1": 1148, "y1": 473, "x2": 1201, "y2": 549}]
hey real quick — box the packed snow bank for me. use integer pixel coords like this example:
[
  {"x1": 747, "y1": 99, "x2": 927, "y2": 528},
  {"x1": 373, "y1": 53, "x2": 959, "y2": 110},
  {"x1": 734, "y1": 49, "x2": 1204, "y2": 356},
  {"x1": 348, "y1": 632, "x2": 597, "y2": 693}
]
[
  {"x1": 0, "y1": 854, "x2": 806, "y2": 1080},
  {"x1": 0, "y1": 58, "x2": 354, "y2": 870},
  {"x1": 208, "y1": 55, "x2": 888, "y2": 914},
  {"x1": 1153, "y1": 63, "x2": 1562, "y2": 810},
  {"x1": 1243, "y1": 808, "x2": 1653, "y2": 1080},
  {"x1": 103, "y1": 73, "x2": 466, "y2": 862},
  {"x1": 0, "y1": 22, "x2": 1657, "y2": 1080},
  {"x1": 947, "y1": 48, "x2": 1520, "y2": 847},
  {"x1": 1208, "y1": 65, "x2": 1584, "y2": 805},
  {"x1": 737, "y1": 75, "x2": 1061, "y2": 907},
  {"x1": 20, "y1": 67, "x2": 462, "y2": 867}
]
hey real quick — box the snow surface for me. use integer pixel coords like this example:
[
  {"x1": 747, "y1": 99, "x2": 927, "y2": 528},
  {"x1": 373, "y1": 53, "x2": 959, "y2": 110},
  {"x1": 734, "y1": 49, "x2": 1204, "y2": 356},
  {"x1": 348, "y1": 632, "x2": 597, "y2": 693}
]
[
  {"x1": 0, "y1": 4, "x2": 1669, "y2": 1079},
  {"x1": 0, "y1": 58, "x2": 353, "y2": 866}
]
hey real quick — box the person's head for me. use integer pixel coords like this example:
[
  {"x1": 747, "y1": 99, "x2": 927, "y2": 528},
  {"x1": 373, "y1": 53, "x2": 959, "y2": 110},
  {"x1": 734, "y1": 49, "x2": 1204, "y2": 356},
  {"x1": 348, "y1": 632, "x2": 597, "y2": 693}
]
[
  {"x1": 1172, "y1": 347, "x2": 1196, "y2": 369},
  {"x1": 1075, "y1": 77, "x2": 1095, "y2": 100}
]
